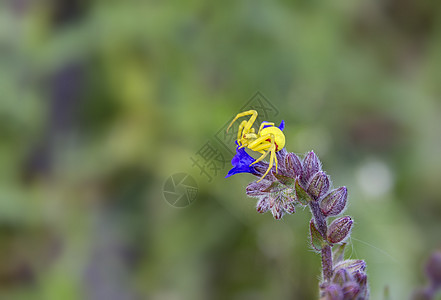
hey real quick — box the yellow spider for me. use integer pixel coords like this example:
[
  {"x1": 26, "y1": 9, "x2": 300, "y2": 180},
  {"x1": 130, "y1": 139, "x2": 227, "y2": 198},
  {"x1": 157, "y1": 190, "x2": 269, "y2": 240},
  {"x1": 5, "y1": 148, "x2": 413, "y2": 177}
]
[{"x1": 227, "y1": 110, "x2": 285, "y2": 182}]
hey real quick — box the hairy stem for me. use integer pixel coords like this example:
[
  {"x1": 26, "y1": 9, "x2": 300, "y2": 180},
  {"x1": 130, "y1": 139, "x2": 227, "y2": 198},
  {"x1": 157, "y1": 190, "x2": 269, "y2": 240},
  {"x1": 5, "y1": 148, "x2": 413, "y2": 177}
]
[
  {"x1": 309, "y1": 201, "x2": 333, "y2": 282},
  {"x1": 321, "y1": 245, "x2": 333, "y2": 281}
]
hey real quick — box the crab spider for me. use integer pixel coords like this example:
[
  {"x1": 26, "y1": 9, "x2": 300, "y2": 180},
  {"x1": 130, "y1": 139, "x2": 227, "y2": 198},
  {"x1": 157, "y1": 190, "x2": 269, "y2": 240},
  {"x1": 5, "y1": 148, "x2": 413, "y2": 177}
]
[{"x1": 226, "y1": 110, "x2": 285, "y2": 182}]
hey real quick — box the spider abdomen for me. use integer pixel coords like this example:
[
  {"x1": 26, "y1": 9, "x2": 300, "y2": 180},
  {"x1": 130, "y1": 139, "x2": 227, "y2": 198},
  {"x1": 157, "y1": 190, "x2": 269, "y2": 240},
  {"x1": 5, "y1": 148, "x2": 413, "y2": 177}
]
[{"x1": 260, "y1": 126, "x2": 285, "y2": 151}]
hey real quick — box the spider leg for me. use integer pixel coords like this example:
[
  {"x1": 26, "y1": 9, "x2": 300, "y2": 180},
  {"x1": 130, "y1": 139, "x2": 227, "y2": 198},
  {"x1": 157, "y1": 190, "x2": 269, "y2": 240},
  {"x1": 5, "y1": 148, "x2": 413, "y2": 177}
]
[
  {"x1": 247, "y1": 133, "x2": 272, "y2": 149},
  {"x1": 237, "y1": 120, "x2": 248, "y2": 145},
  {"x1": 257, "y1": 122, "x2": 274, "y2": 135},
  {"x1": 244, "y1": 133, "x2": 258, "y2": 139},
  {"x1": 248, "y1": 134, "x2": 279, "y2": 182},
  {"x1": 250, "y1": 145, "x2": 271, "y2": 165},
  {"x1": 250, "y1": 142, "x2": 271, "y2": 152},
  {"x1": 226, "y1": 110, "x2": 258, "y2": 133},
  {"x1": 256, "y1": 143, "x2": 277, "y2": 183}
]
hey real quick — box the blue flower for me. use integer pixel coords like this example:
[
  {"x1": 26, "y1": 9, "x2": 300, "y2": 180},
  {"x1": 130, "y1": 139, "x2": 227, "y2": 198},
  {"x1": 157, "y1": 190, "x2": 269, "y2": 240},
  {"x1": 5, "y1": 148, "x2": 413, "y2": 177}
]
[
  {"x1": 225, "y1": 142, "x2": 259, "y2": 178},
  {"x1": 262, "y1": 120, "x2": 285, "y2": 131}
]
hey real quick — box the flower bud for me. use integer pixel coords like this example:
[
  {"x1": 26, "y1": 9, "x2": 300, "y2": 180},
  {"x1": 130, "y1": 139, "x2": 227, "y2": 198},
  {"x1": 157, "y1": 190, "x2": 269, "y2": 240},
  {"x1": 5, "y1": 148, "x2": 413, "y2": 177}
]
[
  {"x1": 334, "y1": 259, "x2": 367, "y2": 276},
  {"x1": 425, "y1": 250, "x2": 441, "y2": 288},
  {"x1": 307, "y1": 171, "x2": 330, "y2": 200},
  {"x1": 411, "y1": 289, "x2": 431, "y2": 300},
  {"x1": 342, "y1": 282, "x2": 360, "y2": 299},
  {"x1": 353, "y1": 272, "x2": 369, "y2": 299},
  {"x1": 322, "y1": 284, "x2": 343, "y2": 300},
  {"x1": 327, "y1": 216, "x2": 353, "y2": 244},
  {"x1": 320, "y1": 187, "x2": 347, "y2": 216},
  {"x1": 276, "y1": 148, "x2": 288, "y2": 170},
  {"x1": 285, "y1": 152, "x2": 303, "y2": 178},
  {"x1": 256, "y1": 197, "x2": 270, "y2": 214},
  {"x1": 302, "y1": 151, "x2": 321, "y2": 185},
  {"x1": 353, "y1": 271, "x2": 368, "y2": 287},
  {"x1": 246, "y1": 180, "x2": 272, "y2": 197},
  {"x1": 332, "y1": 268, "x2": 353, "y2": 286}
]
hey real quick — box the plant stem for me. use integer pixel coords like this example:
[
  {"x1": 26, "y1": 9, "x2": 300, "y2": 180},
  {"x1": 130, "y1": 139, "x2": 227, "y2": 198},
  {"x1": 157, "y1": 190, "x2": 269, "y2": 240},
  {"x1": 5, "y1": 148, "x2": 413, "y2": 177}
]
[
  {"x1": 321, "y1": 245, "x2": 333, "y2": 281},
  {"x1": 309, "y1": 201, "x2": 333, "y2": 282}
]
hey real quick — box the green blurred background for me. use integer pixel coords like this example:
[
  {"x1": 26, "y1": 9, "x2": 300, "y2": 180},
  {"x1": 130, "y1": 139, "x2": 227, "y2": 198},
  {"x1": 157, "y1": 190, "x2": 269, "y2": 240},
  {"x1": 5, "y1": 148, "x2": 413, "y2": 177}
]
[{"x1": 1, "y1": 0, "x2": 441, "y2": 299}]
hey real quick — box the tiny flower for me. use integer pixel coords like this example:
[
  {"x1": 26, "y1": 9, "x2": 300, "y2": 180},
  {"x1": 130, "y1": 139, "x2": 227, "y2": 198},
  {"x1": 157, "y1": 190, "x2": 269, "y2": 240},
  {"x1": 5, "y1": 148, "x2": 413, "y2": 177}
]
[
  {"x1": 327, "y1": 216, "x2": 353, "y2": 244},
  {"x1": 253, "y1": 193, "x2": 291, "y2": 219},
  {"x1": 320, "y1": 187, "x2": 348, "y2": 217},
  {"x1": 246, "y1": 178, "x2": 297, "y2": 220},
  {"x1": 225, "y1": 142, "x2": 266, "y2": 178},
  {"x1": 253, "y1": 193, "x2": 296, "y2": 220}
]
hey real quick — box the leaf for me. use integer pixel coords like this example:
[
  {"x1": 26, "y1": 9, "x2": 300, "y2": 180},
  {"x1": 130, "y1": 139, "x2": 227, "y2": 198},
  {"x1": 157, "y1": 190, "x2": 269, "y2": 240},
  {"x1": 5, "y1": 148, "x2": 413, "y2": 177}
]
[
  {"x1": 332, "y1": 243, "x2": 347, "y2": 264},
  {"x1": 295, "y1": 177, "x2": 313, "y2": 205},
  {"x1": 273, "y1": 172, "x2": 295, "y2": 186},
  {"x1": 310, "y1": 219, "x2": 326, "y2": 251}
]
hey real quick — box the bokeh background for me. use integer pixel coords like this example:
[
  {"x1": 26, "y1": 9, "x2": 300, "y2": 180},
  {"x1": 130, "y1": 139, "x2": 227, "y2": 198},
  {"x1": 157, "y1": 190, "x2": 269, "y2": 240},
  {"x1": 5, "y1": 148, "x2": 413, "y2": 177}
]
[{"x1": 1, "y1": 0, "x2": 441, "y2": 299}]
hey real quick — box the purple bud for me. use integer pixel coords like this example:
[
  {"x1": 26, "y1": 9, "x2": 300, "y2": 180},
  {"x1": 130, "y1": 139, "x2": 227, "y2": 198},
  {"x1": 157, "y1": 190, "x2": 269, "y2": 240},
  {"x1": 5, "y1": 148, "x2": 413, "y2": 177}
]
[
  {"x1": 332, "y1": 268, "x2": 353, "y2": 286},
  {"x1": 334, "y1": 259, "x2": 367, "y2": 276},
  {"x1": 322, "y1": 284, "x2": 343, "y2": 300},
  {"x1": 327, "y1": 216, "x2": 353, "y2": 244},
  {"x1": 353, "y1": 271, "x2": 368, "y2": 286},
  {"x1": 411, "y1": 289, "x2": 432, "y2": 300},
  {"x1": 353, "y1": 272, "x2": 369, "y2": 299},
  {"x1": 256, "y1": 197, "x2": 270, "y2": 214},
  {"x1": 276, "y1": 148, "x2": 288, "y2": 170},
  {"x1": 285, "y1": 152, "x2": 303, "y2": 178},
  {"x1": 342, "y1": 282, "x2": 360, "y2": 299},
  {"x1": 302, "y1": 151, "x2": 321, "y2": 185},
  {"x1": 253, "y1": 162, "x2": 276, "y2": 181},
  {"x1": 320, "y1": 187, "x2": 347, "y2": 216},
  {"x1": 425, "y1": 250, "x2": 441, "y2": 288},
  {"x1": 246, "y1": 180, "x2": 272, "y2": 197},
  {"x1": 307, "y1": 171, "x2": 330, "y2": 200}
]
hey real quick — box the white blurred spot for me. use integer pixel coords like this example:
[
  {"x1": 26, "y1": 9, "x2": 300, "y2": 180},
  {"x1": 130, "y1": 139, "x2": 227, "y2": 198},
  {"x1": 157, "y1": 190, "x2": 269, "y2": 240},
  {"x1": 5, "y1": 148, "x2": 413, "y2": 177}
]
[{"x1": 356, "y1": 159, "x2": 394, "y2": 198}]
